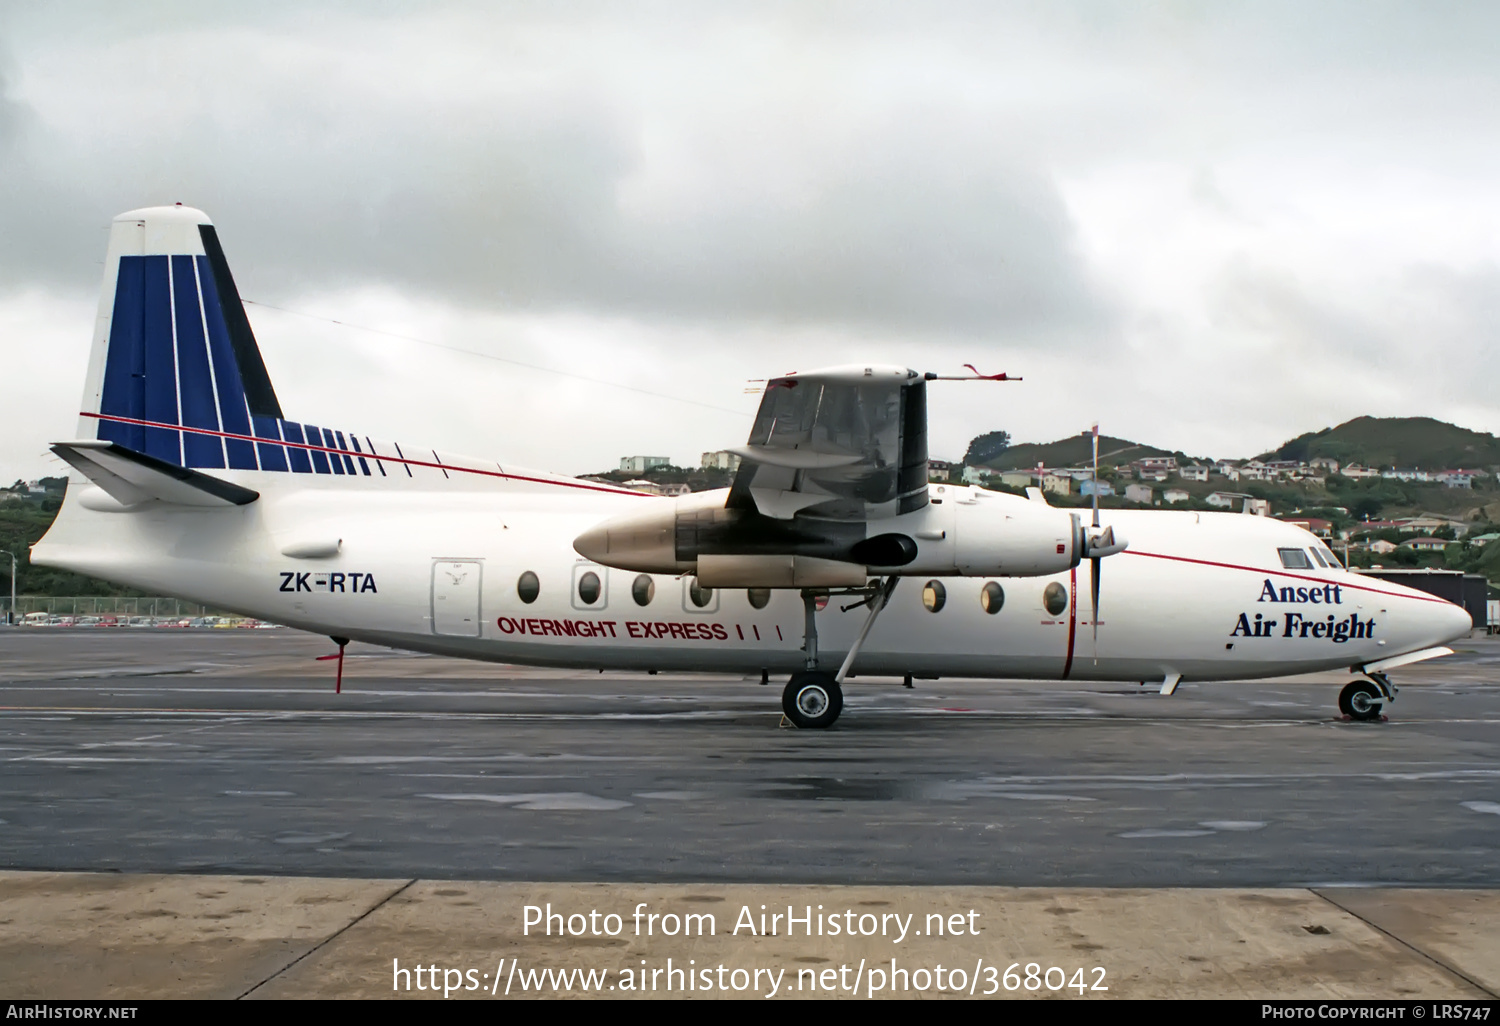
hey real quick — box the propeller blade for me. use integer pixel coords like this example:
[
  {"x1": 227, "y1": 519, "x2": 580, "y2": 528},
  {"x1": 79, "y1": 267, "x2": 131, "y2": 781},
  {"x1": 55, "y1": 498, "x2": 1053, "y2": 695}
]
[
  {"x1": 1091, "y1": 554, "x2": 1102, "y2": 661},
  {"x1": 1091, "y1": 423, "x2": 1100, "y2": 530}
]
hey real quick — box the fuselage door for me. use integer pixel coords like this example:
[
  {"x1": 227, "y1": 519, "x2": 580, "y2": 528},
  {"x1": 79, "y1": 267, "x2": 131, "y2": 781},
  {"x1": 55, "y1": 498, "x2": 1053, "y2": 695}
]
[{"x1": 432, "y1": 559, "x2": 482, "y2": 636}]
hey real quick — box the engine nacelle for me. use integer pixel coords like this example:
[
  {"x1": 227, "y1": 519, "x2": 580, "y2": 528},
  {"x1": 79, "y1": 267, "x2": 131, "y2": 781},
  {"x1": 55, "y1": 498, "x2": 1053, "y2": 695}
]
[
  {"x1": 945, "y1": 494, "x2": 1081, "y2": 577},
  {"x1": 573, "y1": 485, "x2": 1116, "y2": 584}
]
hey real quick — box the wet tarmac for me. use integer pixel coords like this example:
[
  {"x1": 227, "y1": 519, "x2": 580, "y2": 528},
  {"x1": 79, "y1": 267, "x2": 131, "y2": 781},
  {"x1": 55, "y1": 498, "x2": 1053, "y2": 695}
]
[{"x1": 1, "y1": 628, "x2": 1498, "y2": 886}]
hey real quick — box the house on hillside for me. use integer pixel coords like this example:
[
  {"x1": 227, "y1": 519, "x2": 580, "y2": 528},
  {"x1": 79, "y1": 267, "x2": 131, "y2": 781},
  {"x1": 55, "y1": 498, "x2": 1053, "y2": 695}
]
[
  {"x1": 927, "y1": 459, "x2": 954, "y2": 482},
  {"x1": 1125, "y1": 483, "x2": 1154, "y2": 504},
  {"x1": 1042, "y1": 473, "x2": 1072, "y2": 496},
  {"x1": 1309, "y1": 457, "x2": 1340, "y2": 474},
  {"x1": 1178, "y1": 465, "x2": 1209, "y2": 482},
  {"x1": 997, "y1": 471, "x2": 1032, "y2": 489},
  {"x1": 1206, "y1": 491, "x2": 1252, "y2": 508},
  {"x1": 1341, "y1": 464, "x2": 1380, "y2": 479},
  {"x1": 700, "y1": 450, "x2": 742, "y2": 472},
  {"x1": 1437, "y1": 470, "x2": 1481, "y2": 489},
  {"x1": 1163, "y1": 488, "x2": 1190, "y2": 503},
  {"x1": 1079, "y1": 480, "x2": 1114, "y2": 498},
  {"x1": 1245, "y1": 498, "x2": 1270, "y2": 516},
  {"x1": 1469, "y1": 533, "x2": 1500, "y2": 548},
  {"x1": 1368, "y1": 539, "x2": 1398, "y2": 554},
  {"x1": 1279, "y1": 517, "x2": 1333, "y2": 538},
  {"x1": 1401, "y1": 536, "x2": 1451, "y2": 552}
]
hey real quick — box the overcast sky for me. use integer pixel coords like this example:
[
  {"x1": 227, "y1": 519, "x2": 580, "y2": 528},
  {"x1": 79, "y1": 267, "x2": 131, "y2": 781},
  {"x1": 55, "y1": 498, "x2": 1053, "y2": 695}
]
[{"x1": 3, "y1": 1, "x2": 1499, "y2": 482}]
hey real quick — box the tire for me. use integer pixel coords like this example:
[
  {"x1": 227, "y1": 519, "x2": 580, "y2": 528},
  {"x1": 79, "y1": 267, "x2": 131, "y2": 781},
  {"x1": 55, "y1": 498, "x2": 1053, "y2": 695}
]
[
  {"x1": 1339, "y1": 680, "x2": 1383, "y2": 722},
  {"x1": 782, "y1": 671, "x2": 843, "y2": 729}
]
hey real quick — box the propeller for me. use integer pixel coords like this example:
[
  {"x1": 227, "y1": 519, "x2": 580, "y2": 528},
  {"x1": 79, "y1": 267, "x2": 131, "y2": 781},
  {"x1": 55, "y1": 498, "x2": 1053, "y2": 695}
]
[
  {"x1": 1090, "y1": 424, "x2": 1102, "y2": 660},
  {"x1": 1082, "y1": 425, "x2": 1128, "y2": 661}
]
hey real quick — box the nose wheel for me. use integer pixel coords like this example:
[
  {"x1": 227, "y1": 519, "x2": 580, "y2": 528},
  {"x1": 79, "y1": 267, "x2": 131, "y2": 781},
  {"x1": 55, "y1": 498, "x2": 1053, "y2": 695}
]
[
  {"x1": 782, "y1": 671, "x2": 843, "y2": 729},
  {"x1": 1338, "y1": 679, "x2": 1385, "y2": 722}
]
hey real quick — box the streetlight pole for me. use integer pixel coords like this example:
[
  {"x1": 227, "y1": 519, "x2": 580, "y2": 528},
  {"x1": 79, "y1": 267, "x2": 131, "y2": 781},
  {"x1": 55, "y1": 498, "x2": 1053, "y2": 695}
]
[{"x1": 0, "y1": 550, "x2": 14, "y2": 626}]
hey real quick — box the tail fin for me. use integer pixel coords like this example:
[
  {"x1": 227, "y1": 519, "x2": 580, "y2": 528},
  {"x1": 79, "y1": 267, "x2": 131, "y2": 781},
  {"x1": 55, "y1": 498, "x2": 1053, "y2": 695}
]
[{"x1": 80, "y1": 204, "x2": 284, "y2": 471}]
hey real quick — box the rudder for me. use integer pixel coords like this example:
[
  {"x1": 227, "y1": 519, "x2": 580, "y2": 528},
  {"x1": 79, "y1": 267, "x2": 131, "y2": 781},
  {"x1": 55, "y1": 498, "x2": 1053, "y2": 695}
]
[{"x1": 80, "y1": 205, "x2": 284, "y2": 471}]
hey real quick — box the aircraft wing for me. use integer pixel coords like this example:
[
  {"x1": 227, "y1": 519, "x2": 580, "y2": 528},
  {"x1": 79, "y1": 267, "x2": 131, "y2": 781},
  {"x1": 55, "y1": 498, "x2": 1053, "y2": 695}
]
[
  {"x1": 51, "y1": 440, "x2": 260, "y2": 508},
  {"x1": 726, "y1": 365, "x2": 929, "y2": 520}
]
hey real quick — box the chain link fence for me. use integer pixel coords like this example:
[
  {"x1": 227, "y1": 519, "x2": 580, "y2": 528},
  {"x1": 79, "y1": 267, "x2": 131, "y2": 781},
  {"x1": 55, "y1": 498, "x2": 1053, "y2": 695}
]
[{"x1": 1, "y1": 596, "x2": 227, "y2": 620}]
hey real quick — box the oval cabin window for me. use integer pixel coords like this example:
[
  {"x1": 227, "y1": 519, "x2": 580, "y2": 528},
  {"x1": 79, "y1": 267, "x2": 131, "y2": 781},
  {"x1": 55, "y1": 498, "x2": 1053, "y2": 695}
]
[
  {"x1": 517, "y1": 571, "x2": 540, "y2": 604},
  {"x1": 578, "y1": 571, "x2": 601, "y2": 605},
  {"x1": 747, "y1": 588, "x2": 771, "y2": 610},
  {"x1": 1042, "y1": 582, "x2": 1067, "y2": 616},
  {"x1": 632, "y1": 575, "x2": 655, "y2": 606},
  {"x1": 981, "y1": 581, "x2": 1004, "y2": 614},
  {"x1": 689, "y1": 580, "x2": 714, "y2": 608},
  {"x1": 922, "y1": 580, "x2": 946, "y2": 613}
]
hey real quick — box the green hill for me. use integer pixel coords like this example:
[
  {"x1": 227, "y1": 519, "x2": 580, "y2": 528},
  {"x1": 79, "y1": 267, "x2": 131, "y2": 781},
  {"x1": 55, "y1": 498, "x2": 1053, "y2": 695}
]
[
  {"x1": 979, "y1": 431, "x2": 1187, "y2": 471},
  {"x1": 1263, "y1": 417, "x2": 1500, "y2": 470}
]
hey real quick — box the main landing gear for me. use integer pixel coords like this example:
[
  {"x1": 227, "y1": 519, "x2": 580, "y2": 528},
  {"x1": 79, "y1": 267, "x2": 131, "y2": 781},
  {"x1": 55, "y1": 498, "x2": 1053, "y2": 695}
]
[
  {"x1": 1339, "y1": 672, "x2": 1396, "y2": 722},
  {"x1": 779, "y1": 579, "x2": 899, "y2": 730}
]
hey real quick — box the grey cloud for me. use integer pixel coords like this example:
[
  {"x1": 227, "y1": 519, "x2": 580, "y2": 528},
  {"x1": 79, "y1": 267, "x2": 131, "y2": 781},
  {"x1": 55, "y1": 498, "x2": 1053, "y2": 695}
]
[{"x1": 0, "y1": 6, "x2": 1112, "y2": 342}]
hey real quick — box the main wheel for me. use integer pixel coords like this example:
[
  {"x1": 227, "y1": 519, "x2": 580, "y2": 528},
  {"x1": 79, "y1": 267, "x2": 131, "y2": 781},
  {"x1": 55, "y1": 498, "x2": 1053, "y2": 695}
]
[
  {"x1": 782, "y1": 671, "x2": 843, "y2": 729},
  {"x1": 1338, "y1": 680, "x2": 1383, "y2": 722}
]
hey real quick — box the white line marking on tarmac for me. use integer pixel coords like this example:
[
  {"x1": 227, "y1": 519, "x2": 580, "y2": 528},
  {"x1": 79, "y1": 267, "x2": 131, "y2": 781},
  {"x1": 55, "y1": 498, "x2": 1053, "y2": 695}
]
[{"x1": 418, "y1": 792, "x2": 632, "y2": 811}]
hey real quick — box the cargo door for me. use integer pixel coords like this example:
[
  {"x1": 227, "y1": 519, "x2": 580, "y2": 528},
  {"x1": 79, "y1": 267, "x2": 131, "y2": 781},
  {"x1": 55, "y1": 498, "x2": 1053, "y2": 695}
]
[{"x1": 432, "y1": 559, "x2": 482, "y2": 636}]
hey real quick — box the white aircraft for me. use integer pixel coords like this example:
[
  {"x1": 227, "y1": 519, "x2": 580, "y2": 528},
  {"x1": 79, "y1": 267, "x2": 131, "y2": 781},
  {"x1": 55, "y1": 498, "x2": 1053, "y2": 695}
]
[{"x1": 31, "y1": 205, "x2": 1472, "y2": 728}]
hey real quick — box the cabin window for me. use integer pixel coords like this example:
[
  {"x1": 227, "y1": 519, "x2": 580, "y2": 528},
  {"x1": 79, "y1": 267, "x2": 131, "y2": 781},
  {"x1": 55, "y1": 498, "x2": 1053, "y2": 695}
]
[
  {"x1": 517, "y1": 571, "x2": 540, "y2": 604},
  {"x1": 632, "y1": 574, "x2": 654, "y2": 606},
  {"x1": 689, "y1": 580, "x2": 714, "y2": 608},
  {"x1": 922, "y1": 580, "x2": 946, "y2": 613},
  {"x1": 1042, "y1": 582, "x2": 1067, "y2": 616},
  {"x1": 980, "y1": 581, "x2": 1004, "y2": 614},
  {"x1": 747, "y1": 588, "x2": 771, "y2": 609},
  {"x1": 577, "y1": 571, "x2": 602, "y2": 605},
  {"x1": 1278, "y1": 548, "x2": 1313, "y2": 570}
]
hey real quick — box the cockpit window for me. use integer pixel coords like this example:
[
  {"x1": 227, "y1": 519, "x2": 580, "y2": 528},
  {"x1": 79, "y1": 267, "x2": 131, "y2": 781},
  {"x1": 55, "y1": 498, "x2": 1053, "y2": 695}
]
[
  {"x1": 1309, "y1": 548, "x2": 1329, "y2": 568},
  {"x1": 1277, "y1": 548, "x2": 1313, "y2": 569},
  {"x1": 1318, "y1": 546, "x2": 1343, "y2": 569}
]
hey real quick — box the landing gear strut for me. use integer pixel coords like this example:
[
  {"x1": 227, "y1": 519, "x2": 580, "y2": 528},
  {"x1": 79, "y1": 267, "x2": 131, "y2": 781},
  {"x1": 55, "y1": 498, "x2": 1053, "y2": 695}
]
[
  {"x1": 780, "y1": 579, "x2": 898, "y2": 729},
  {"x1": 1339, "y1": 672, "x2": 1395, "y2": 722}
]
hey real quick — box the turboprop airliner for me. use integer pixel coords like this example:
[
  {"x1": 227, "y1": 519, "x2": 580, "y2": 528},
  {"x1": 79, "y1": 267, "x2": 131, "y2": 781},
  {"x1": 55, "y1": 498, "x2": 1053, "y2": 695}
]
[{"x1": 30, "y1": 205, "x2": 1472, "y2": 728}]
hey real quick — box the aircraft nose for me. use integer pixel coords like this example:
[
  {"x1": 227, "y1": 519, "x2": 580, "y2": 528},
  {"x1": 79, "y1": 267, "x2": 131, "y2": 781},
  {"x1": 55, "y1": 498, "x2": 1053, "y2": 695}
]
[{"x1": 1432, "y1": 599, "x2": 1474, "y2": 646}]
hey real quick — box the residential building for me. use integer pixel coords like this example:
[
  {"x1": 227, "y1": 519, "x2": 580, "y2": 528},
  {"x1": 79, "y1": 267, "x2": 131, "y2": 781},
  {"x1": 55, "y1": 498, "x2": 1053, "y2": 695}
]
[
  {"x1": 1079, "y1": 480, "x2": 1114, "y2": 498},
  {"x1": 620, "y1": 455, "x2": 671, "y2": 473},
  {"x1": 1163, "y1": 488, "x2": 1189, "y2": 504},
  {"x1": 1469, "y1": 533, "x2": 1500, "y2": 548},
  {"x1": 1279, "y1": 517, "x2": 1333, "y2": 538},
  {"x1": 1309, "y1": 457, "x2": 1341, "y2": 474},
  {"x1": 1382, "y1": 468, "x2": 1434, "y2": 483},
  {"x1": 1042, "y1": 473, "x2": 1072, "y2": 496},
  {"x1": 928, "y1": 459, "x2": 954, "y2": 482},
  {"x1": 1401, "y1": 536, "x2": 1451, "y2": 552},
  {"x1": 1438, "y1": 470, "x2": 1481, "y2": 489},
  {"x1": 1124, "y1": 483, "x2": 1153, "y2": 504},
  {"x1": 1177, "y1": 465, "x2": 1209, "y2": 482},
  {"x1": 1368, "y1": 539, "x2": 1398, "y2": 554},
  {"x1": 1244, "y1": 498, "x2": 1270, "y2": 516},
  {"x1": 1340, "y1": 464, "x2": 1380, "y2": 479},
  {"x1": 998, "y1": 471, "x2": 1032, "y2": 490},
  {"x1": 1206, "y1": 491, "x2": 1253, "y2": 508},
  {"x1": 700, "y1": 450, "x2": 742, "y2": 472}
]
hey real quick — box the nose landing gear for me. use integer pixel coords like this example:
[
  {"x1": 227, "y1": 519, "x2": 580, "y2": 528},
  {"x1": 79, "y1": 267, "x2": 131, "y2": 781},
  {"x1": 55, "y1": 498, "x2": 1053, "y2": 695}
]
[{"x1": 1339, "y1": 672, "x2": 1396, "y2": 722}]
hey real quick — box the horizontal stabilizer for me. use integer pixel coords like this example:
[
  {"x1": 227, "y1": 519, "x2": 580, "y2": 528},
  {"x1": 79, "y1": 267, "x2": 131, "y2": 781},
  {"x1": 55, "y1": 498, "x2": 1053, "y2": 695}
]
[{"x1": 51, "y1": 440, "x2": 259, "y2": 508}]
